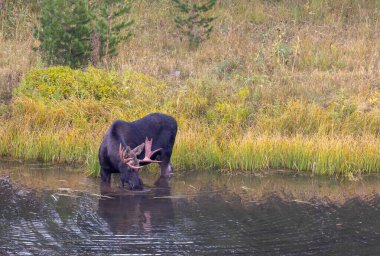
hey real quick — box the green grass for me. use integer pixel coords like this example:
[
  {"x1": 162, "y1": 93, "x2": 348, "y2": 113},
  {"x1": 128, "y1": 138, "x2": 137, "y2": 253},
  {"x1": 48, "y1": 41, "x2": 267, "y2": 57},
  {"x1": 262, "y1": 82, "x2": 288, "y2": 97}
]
[
  {"x1": 174, "y1": 130, "x2": 380, "y2": 176},
  {"x1": 2, "y1": 110, "x2": 379, "y2": 177}
]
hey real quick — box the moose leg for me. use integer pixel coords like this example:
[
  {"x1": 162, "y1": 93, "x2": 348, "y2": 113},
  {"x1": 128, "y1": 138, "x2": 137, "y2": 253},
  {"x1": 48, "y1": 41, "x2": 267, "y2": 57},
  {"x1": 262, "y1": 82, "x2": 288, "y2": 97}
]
[
  {"x1": 159, "y1": 162, "x2": 173, "y2": 178},
  {"x1": 154, "y1": 174, "x2": 171, "y2": 188},
  {"x1": 156, "y1": 148, "x2": 173, "y2": 177},
  {"x1": 101, "y1": 167, "x2": 111, "y2": 184},
  {"x1": 100, "y1": 167, "x2": 112, "y2": 194},
  {"x1": 118, "y1": 164, "x2": 129, "y2": 188}
]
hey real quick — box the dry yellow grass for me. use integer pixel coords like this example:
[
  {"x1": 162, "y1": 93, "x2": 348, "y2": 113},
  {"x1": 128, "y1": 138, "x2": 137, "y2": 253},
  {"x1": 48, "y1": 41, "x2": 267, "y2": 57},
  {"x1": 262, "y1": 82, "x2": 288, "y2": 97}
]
[{"x1": 1, "y1": 1, "x2": 379, "y2": 106}]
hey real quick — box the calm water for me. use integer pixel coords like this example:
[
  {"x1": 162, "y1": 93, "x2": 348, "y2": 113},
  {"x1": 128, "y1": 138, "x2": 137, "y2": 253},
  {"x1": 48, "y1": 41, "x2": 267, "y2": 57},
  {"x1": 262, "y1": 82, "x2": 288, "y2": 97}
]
[{"x1": 0, "y1": 161, "x2": 379, "y2": 255}]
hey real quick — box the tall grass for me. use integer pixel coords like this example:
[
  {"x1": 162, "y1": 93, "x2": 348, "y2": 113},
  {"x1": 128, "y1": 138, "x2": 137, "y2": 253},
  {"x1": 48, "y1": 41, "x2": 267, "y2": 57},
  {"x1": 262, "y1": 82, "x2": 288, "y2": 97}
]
[
  {"x1": 1, "y1": 104, "x2": 379, "y2": 177},
  {"x1": 173, "y1": 128, "x2": 380, "y2": 175}
]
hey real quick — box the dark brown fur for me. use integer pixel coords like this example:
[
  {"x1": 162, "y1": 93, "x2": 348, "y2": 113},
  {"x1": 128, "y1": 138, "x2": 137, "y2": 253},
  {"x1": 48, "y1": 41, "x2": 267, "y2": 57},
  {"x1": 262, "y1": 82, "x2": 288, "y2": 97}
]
[{"x1": 98, "y1": 113, "x2": 177, "y2": 190}]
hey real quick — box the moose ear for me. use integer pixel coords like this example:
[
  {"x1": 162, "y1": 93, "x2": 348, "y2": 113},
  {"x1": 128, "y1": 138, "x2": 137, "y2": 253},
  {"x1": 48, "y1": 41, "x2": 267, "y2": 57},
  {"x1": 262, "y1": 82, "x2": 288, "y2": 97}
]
[{"x1": 132, "y1": 142, "x2": 145, "y2": 156}]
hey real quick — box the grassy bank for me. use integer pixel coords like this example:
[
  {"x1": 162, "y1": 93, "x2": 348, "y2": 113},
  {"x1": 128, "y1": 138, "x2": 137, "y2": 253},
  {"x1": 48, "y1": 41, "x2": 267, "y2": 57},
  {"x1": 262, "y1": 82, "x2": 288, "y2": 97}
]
[
  {"x1": 0, "y1": 66, "x2": 379, "y2": 177},
  {"x1": 0, "y1": 1, "x2": 379, "y2": 176}
]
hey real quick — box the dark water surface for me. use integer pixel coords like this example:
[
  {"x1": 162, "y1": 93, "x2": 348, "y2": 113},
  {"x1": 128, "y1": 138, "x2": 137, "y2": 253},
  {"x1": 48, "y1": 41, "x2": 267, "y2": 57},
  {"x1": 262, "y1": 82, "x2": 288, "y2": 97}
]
[{"x1": 0, "y1": 161, "x2": 379, "y2": 255}]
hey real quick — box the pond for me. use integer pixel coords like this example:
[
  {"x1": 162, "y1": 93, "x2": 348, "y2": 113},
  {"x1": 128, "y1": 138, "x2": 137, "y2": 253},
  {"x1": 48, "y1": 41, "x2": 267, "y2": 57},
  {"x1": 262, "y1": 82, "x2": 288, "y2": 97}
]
[{"x1": 0, "y1": 160, "x2": 379, "y2": 255}]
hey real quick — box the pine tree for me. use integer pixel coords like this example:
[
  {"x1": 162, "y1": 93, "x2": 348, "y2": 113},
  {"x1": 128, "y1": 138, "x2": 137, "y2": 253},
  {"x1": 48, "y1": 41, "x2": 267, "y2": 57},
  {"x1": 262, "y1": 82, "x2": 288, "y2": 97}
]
[
  {"x1": 93, "y1": 0, "x2": 134, "y2": 64},
  {"x1": 172, "y1": 0, "x2": 217, "y2": 49},
  {"x1": 35, "y1": 0, "x2": 92, "y2": 68}
]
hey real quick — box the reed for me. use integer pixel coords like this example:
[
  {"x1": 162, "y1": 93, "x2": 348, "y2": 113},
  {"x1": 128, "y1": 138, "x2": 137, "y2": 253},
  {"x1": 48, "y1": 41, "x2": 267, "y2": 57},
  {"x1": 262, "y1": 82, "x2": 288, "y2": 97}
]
[
  {"x1": 2, "y1": 112, "x2": 379, "y2": 177},
  {"x1": 173, "y1": 129, "x2": 380, "y2": 176}
]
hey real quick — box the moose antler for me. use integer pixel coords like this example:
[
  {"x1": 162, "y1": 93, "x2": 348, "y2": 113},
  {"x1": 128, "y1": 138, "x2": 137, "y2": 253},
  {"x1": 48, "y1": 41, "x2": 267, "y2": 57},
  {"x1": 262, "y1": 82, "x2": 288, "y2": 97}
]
[
  {"x1": 119, "y1": 144, "x2": 144, "y2": 170},
  {"x1": 139, "y1": 137, "x2": 162, "y2": 163},
  {"x1": 119, "y1": 144, "x2": 131, "y2": 163},
  {"x1": 119, "y1": 137, "x2": 162, "y2": 170}
]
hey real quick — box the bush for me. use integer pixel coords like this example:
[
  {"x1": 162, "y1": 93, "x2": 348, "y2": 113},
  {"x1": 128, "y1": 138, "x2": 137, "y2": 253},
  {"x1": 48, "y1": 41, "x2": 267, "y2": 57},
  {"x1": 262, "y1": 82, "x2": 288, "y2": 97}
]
[
  {"x1": 15, "y1": 66, "x2": 126, "y2": 101},
  {"x1": 34, "y1": 0, "x2": 133, "y2": 68},
  {"x1": 173, "y1": 0, "x2": 217, "y2": 49},
  {"x1": 94, "y1": 0, "x2": 134, "y2": 63},
  {"x1": 14, "y1": 66, "x2": 168, "y2": 116},
  {"x1": 34, "y1": 0, "x2": 93, "y2": 68}
]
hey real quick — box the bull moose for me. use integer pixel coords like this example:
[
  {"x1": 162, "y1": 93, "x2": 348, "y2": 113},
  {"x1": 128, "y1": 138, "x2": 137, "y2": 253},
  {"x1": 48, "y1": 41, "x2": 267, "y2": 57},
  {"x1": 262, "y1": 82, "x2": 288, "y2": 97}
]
[{"x1": 98, "y1": 113, "x2": 177, "y2": 190}]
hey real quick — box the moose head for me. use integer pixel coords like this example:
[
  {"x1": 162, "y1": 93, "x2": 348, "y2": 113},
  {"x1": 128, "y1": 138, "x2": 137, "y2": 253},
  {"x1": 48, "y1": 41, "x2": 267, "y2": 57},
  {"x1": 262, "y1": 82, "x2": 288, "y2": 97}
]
[{"x1": 118, "y1": 137, "x2": 162, "y2": 190}]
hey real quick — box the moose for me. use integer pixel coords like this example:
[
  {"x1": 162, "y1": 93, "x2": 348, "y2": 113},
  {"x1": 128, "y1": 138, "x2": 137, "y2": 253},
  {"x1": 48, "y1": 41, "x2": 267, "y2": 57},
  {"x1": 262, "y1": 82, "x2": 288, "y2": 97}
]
[{"x1": 98, "y1": 113, "x2": 177, "y2": 190}]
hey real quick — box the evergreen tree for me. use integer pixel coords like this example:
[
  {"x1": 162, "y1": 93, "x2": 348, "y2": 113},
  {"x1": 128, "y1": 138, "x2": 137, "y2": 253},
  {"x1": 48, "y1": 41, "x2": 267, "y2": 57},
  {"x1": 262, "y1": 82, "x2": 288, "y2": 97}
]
[
  {"x1": 172, "y1": 0, "x2": 217, "y2": 49},
  {"x1": 34, "y1": 0, "x2": 92, "y2": 68},
  {"x1": 93, "y1": 0, "x2": 134, "y2": 64}
]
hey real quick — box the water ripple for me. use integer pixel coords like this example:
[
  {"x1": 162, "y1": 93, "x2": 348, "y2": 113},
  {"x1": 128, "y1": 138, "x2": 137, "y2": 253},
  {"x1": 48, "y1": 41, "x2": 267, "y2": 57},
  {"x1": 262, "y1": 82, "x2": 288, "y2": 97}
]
[{"x1": 1, "y1": 175, "x2": 380, "y2": 255}]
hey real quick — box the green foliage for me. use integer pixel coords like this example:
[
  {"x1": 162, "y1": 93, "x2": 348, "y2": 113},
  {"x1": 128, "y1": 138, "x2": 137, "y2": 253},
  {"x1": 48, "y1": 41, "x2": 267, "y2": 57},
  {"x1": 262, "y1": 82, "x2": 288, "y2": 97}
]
[
  {"x1": 33, "y1": 0, "x2": 133, "y2": 68},
  {"x1": 34, "y1": 0, "x2": 93, "y2": 68},
  {"x1": 272, "y1": 31, "x2": 293, "y2": 67},
  {"x1": 14, "y1": 66, "x2": 167, "y2": 118},
  {"x1": 206, "y1": 86, "x2": 249, "y2": 127},
  {"x1": 172, "y1": 0, "x2": 217, "y2": 49},
  {"x1": 15, "y1": 66, "x2": 127, "y2": 101},
  {"x1": 331, "y1": 89, "x2": 358, "y2": 122},
  {"x1": 93, "y1": 0, "x2": 134, "y2": 63}
]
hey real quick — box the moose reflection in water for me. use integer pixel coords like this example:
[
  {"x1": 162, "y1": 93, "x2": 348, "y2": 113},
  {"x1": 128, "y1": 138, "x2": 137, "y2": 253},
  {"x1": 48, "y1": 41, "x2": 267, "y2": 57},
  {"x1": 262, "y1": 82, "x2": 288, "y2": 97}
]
[{"x1": 98, "y1": 175, "x2": 174, "y2": 234}]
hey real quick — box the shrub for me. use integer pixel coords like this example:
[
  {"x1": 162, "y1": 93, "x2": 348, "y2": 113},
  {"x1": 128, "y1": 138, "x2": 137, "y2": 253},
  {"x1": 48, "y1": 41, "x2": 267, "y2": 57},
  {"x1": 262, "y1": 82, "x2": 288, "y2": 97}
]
[
  {"x1": 34, "y1": 0, "x2": 93, "y2": 68},
  {"x1": 172, "y1": 0, "x2": 217, "y2": 49},
  {"x1": 93, "y1": 0, "x2": 134, "y2": 64},
  {"x1": 15, "y1": 66, "x2": 130, "y2": 101},
  {"x1": 15, "y1": 66, "x2": 167, "y2": 111},
  {"x1": 34, "y1": 0, "x2": 134, "y2": 68}
]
